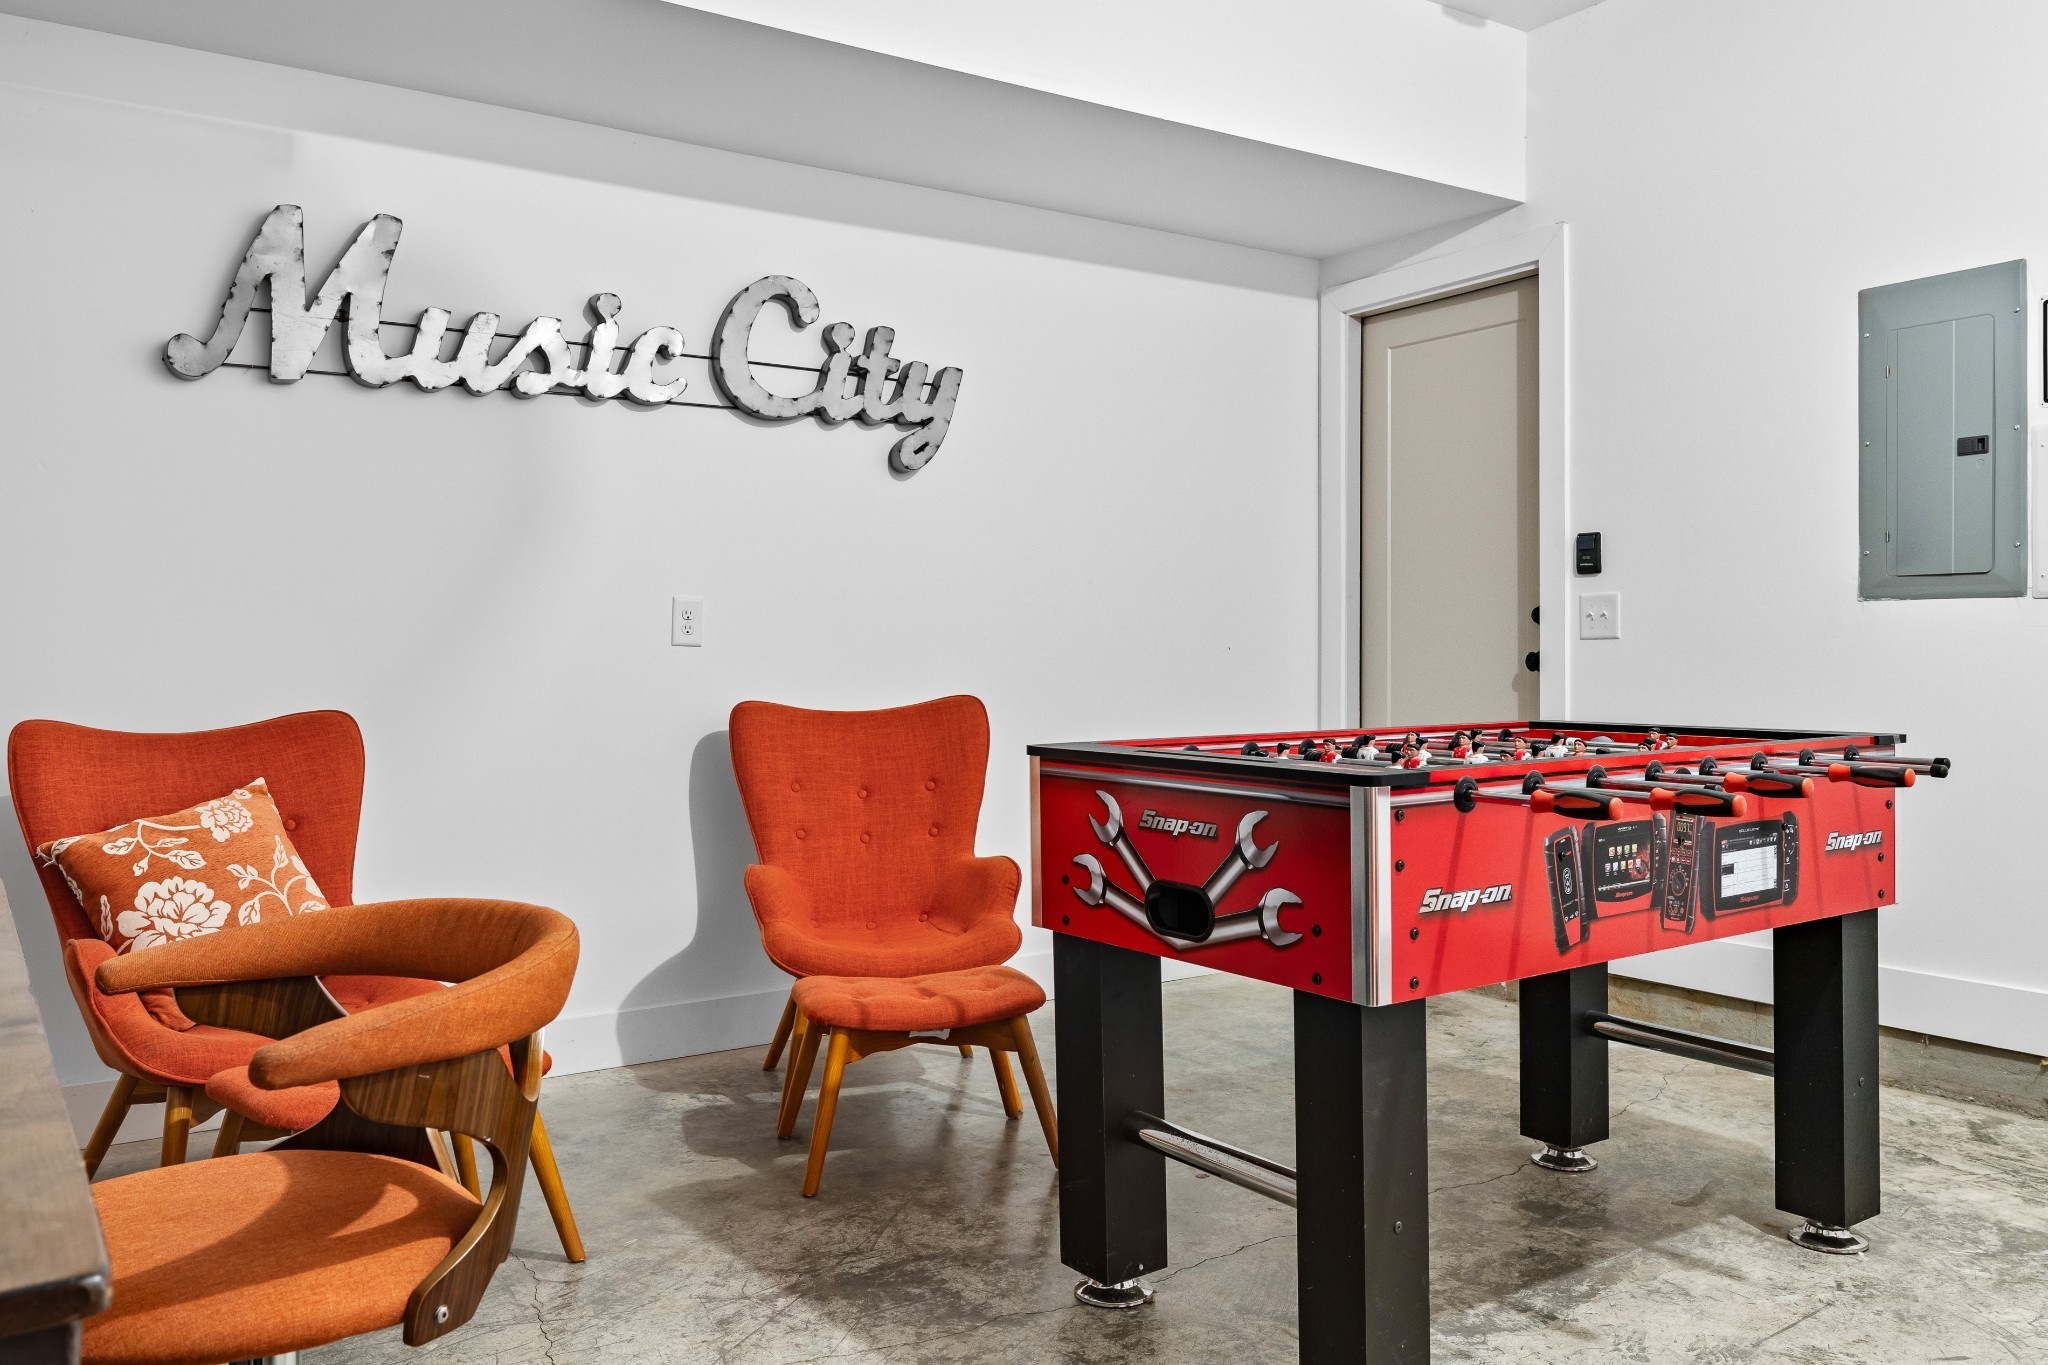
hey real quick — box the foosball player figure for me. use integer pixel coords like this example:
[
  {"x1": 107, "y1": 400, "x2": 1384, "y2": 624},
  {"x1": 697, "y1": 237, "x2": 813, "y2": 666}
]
[
  {"x1": 1396, "y1": 742, "x2": 1429, "y2": 769},
  {"x1": 1646, "y1": 727, "x2": 1677, "y2": 751},
  {"x1": 1539, "y1": 736, "x2": 1572, "y2": 758}
]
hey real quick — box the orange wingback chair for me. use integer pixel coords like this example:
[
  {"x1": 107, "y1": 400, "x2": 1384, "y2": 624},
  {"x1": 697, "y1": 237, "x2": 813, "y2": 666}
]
[
  {"x1": 729, "y1": 696, "x2": 1023, "y2": 1068},
  {"x1": 7, "y1": 711, "x2": 583, "y2": 1262},
  {"x1": 84, "y1": 897, "x2": 576, "y2": 1365}
]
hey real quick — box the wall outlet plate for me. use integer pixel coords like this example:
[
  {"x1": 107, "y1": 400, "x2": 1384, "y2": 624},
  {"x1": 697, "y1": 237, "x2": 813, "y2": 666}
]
[
  {"x1": 1578, "y1": 592, "x2": 1620, "y2": 640},
  {"x1": 672, "y1": 596, "x2": 704, "y2": 646}
]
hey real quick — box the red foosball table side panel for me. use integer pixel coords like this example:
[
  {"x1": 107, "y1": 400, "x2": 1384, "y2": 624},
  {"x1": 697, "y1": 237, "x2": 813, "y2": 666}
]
[
  {"x1": 1032, "y1": 762, "x2": 1361, "y2": 1003},
  {"x1": 1385, "y1": 781, "x2": 1897, "y2": 1002}
]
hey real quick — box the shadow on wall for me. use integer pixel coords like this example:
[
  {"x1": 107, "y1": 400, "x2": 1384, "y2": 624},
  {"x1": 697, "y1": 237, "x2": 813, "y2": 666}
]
[
  {"x1": 614, "y1": 729, "x2": 783, "y2": 1068},
  {"x1": 0, "y1": 799, "x2": 104, "y2": 1085}
]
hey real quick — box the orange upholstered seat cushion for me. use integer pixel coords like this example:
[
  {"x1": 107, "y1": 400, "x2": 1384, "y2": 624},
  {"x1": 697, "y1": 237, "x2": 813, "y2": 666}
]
[
  {"x1": 793, "y1": 965, "x2": 1045, "y2": 1032},
  {"x1": 67, "y1": 936, "x2": 267, "y2": 1086},
  {"x1": 84, "y1": 1150, "x2": 479, "y2": 1365},
  {"x1": 203, "y1": 1065, "x2": 340, "y2": 1134},
  {"x1": 323, "y1": 972, "x2": 446, "y2": 1013}
]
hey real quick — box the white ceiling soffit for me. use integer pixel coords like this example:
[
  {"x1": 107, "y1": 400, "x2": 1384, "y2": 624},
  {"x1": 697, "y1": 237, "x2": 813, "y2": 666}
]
[
  {"x1": 0, "y1": 0, "x2": 1516, "y2": 261},
  {"x1": 1437, "y1": 0, "x2": 1606, "y2": 31}
]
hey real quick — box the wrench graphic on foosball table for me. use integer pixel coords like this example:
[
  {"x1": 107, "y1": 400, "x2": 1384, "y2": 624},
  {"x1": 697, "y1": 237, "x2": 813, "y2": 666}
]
[{"x1": 1070, "y1": 854, "x2": 1303, "y2": 949}]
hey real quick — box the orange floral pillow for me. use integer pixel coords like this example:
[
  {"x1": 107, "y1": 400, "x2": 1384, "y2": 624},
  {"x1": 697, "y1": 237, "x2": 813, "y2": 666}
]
[{"x1": 36, "y1": 777, "x2": 329, "y2": 957}]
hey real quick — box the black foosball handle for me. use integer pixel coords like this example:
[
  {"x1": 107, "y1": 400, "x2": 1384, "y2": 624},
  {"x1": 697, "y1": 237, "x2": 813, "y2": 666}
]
[
  {"x1": 1829, "y1": 762, "x2": 1916, "y2": 789},
  {"x1": 1723, "y1": 769, "x2": 1816, "y2": 799},
  {"x1": 1519, "y1": 771, "x2": 1623, "y2": 820}
]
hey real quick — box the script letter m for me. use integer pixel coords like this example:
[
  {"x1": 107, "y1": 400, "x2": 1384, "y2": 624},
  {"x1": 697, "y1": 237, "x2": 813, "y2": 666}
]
[{"x1": 164, "y1": 204, "x2": 402, "y2": 384}]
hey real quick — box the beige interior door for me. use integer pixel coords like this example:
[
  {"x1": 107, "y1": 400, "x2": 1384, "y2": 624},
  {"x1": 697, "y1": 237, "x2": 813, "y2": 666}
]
[{"x1": 1360, "y1": 275, "x2": 1538, "y2": 726}]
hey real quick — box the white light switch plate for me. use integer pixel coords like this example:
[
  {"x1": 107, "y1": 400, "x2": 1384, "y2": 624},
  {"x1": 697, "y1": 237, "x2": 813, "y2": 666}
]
[
  {"x1": 1578, "y1": 592, "x2": 1620, "y2": 640},
  {"x1": 671, "y1": 596, "x2": 704, "y2": 646}
]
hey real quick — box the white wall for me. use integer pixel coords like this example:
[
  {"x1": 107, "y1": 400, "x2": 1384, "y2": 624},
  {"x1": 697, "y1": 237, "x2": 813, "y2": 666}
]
[
  {"x1": 677, "y1": 0, "x2": 1529, "y2": 200},
  {"x1": 0, "y1": 18, "x2": 1322, "y2": 1100},
  {"x1": 1348, "y1": 0, "x2": 2048, "y2": 1052}
]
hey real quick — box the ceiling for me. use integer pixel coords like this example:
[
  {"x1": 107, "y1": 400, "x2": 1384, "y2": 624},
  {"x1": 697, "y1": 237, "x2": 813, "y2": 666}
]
[
  {"x1": 0, "y1": 0, "x2": 1516, "y2": 262},
  {"x1": 1438, "y1": 0, "x2": 1605, "y2": 31}
]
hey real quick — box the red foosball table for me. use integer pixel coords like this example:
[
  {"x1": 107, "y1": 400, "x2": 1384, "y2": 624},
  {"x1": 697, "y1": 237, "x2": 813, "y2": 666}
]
[{"x1": 1028, "y1": 721, "x2": 1948, "y2": 1363}]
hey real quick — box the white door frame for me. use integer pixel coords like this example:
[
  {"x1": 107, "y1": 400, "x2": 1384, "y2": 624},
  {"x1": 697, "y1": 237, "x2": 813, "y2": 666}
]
[{"x1": 1317, "y1": 223, "x2": 1571, "y2": 729}]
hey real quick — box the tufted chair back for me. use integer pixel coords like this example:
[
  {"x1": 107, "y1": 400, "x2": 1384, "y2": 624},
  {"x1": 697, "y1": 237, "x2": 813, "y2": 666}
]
[
  {"x1": 10, "y1": 711, "x2": 366, "y2": 945},
  {"x1": 730, "y1": 696, "x2": 991, "y2": 930}
]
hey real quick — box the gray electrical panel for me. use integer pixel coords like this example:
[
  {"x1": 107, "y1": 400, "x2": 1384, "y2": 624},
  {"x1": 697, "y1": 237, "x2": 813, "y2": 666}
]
[{"x1": 1859, "y1": 260, "x2": 2026, "y2": 599}]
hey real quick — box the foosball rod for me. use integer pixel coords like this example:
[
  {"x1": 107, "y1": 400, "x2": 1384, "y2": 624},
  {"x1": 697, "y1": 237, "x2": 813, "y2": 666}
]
[
  {"x1": 1641, "y1": 761, "x2": 1814, "y2": 799},
  {"x1": 1820, "y1": 746, "x2": 1950, "y2": 777},
  {"x1": 1756, "y1": 752, "x2": 1917, "y2": 789},
  {"x1": 1452, "y1": 775, "x2": 1624, "y2": 820},
  {"x1": 1583, "y1": 766, "x2": 1752, "y2": 816}
]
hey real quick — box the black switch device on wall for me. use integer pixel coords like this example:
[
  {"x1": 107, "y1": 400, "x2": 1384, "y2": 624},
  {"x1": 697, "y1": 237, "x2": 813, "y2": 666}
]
[{"x1": 1575, "y1": 532, "x2": 1602, "y2": 575}]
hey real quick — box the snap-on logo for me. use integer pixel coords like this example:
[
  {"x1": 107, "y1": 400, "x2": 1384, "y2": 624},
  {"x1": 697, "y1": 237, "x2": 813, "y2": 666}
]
[
  {"x1": 1139, "y1": 809, "x2": 1218, "y2": 839},
  {"x1": 1825, "y1": 830, "x2": 1884, "y2": 853},
  {"x1": 1419, "y1": 883, "x2": 1515, "y2": 914}
]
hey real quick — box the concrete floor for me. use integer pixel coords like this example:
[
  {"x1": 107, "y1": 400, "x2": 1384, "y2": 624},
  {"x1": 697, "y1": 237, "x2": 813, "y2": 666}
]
[{"x1": 97, "y1": 975, "x2": 2048, "y2": 1362}]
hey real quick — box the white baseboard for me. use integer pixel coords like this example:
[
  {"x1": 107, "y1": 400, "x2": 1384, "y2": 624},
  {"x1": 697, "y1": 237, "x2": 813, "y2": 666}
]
[{"x1": 1617, "y1": 936, "x2": 2048, "y2": 1057}]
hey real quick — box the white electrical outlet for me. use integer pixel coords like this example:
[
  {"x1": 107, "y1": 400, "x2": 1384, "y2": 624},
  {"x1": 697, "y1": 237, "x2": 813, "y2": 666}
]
[
  {"x1": 671, "y1": 596, "x2": 704, "y2": 647},
  {"x1": 1578, "y1": 592, "x2": 1620, "y2": 640}
]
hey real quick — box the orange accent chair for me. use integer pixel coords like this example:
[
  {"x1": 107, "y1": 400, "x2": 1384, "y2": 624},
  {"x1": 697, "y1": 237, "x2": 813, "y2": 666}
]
[
  {"x1": 84, "y1": 897, "x2": 577, "y2": 1365},
  {"x1": 729, "y1": 696, "x2": 1033, "y2": 1126},
  {"x1": 7, "y1": 712, "x2": 584, "y2": 1262}
]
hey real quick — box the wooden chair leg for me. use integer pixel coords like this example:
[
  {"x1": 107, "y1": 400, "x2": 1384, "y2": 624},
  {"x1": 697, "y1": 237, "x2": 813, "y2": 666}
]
[
  {"x1": 426, "y1": 1128, "x2": 461, "y2": 1182},
  {"x1": 211, "y1": 1109, "x2": 247, "y2": 1159},
  {"x1": 1010, "y1": 1015, "x2": 1058, "y2": 1167},
  {"x1": 778, "y1": 1012, "x2": 823, "y2": 1138},
  {"x1": 989, "y1": 1046, "x2": 1023, "y2": 1119},
  {"x1": 451, "y1": 1132, "x2": 481, "y2": 1196},
  {"x1": 958, "y1": 1044, "x2": 974, "y2": 1058},
  {"x1": 161, "y1": 1085, "x2": 195, "y2": 1166},
  {"x1": 81, "y1": 1074, "x2": 139, "y2": 1178},
  {"x1": 802, "y1": 1029, "x2": 854, "y2": 1198},
  {"x1": 529, "y1": 1112, "x2": 586, "y2": 1263},
  {"x1": 763, "y1": 990, "x2": 798, "y2": 1070}
]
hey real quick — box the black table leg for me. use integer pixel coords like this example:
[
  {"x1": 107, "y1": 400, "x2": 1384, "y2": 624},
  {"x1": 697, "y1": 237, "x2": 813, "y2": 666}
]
[
  {"x1": 1774, "y1": 909, "x2": 1880, "y2": 1254},
  {"x1": 1295, "y1": 992, "x2": 1430, "y2": 1364},
  {"x1": 1055, "y1": 935, "x2": 1167, "y2": 1304},
  {"x1": 1519, "y1": 963, "x2": 1609, "y2": 1173}
]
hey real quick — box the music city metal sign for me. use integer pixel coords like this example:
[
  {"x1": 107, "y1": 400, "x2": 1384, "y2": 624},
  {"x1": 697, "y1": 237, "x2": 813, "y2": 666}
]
[{"x1": 164, "y1": 205, "x2": 963, "y2": 471}]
